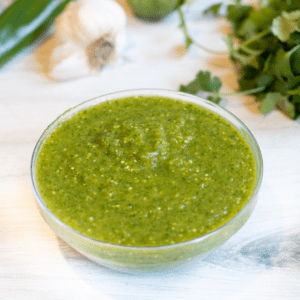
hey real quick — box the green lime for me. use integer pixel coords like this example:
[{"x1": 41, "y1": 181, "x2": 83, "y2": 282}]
[{"x1": 128, "y1": 0, "x2": 179, "y2": 22}]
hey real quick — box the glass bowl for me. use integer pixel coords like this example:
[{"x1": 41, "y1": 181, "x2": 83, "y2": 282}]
[{"x1": 30, "y1": 89, "x2": 263, "y2": 273}]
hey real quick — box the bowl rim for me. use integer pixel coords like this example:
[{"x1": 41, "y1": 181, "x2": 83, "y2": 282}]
[{"x1": 30, "y1": 88, "x2": 263, "y2": 251}]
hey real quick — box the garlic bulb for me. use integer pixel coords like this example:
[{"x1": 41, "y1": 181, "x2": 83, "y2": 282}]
[
  {"x1": 49, "y1": 42, "x2": 91, "y2": 81},
  {"x1": 49, "y1": 0, "x2": 127, "y2": 81}
]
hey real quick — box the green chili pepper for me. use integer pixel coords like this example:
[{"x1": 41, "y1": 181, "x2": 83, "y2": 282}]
[{"x1": 0, "y1": 0, "x2": 72, "y2": 67}]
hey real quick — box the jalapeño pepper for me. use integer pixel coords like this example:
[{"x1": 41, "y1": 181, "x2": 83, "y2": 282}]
[{"x1": 0, "y1": 0, "x2": 72, "y2": 67}]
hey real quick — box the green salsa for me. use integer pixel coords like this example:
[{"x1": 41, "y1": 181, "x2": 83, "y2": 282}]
[{"x1": 36, "y1": 96, "x2": 256, "y2": 247}]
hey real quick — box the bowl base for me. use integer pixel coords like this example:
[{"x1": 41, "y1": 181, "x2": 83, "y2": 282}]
[{"x1": 79, "y1": 248, "x2": 217, "y2": 274}]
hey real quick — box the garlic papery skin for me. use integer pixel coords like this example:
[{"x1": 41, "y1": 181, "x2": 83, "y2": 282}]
[
  {"x1": 49, "y1": 0, "x2": 127, "y2": 81},
  {"x1": 49, "y1": 41, "x2": 91, "y2": 81}
]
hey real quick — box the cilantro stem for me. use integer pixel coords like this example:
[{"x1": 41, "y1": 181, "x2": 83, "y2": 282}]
[
  {"x1": 193, "y1": 41, "x2": 228, "y2": 55},
  {"x1": 178, "y1": 6, "x2": 227, "y2": 55},
  {"x1": 287, "y1": 43, "x2": 300, "y2": 56},
  {"x1": 240, "y1": 29, "x2": 270, "y2": 48},
  {"x1": 219, "y1": 86, "x2": 265, "y2": 96},
  {"x1": 178, "y1": 6, "x2": 193, "y2": 49}
]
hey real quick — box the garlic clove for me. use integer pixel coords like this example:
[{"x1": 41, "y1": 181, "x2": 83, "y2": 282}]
[
  {"x1": 77, "y1": 0, "x2": 126, "y2": 44},
  {"x1": 106, "y1": 30, "x2": 127, "y2": 65},
  {"x1": 54, "y1": 2, "x2": 79, "y2": 46},
  {"x1": 49, "y1": 0, "x2": 127, "y2": 81},
  {"x1": 55, "y1": 0, "x2": 127, "y2": 48},
  {"x1": 114, "y1": 30, "x2": 127, "y2": 57},
  {"x1": 49, "y1": 42, "x2": 91, "y2": 81}
]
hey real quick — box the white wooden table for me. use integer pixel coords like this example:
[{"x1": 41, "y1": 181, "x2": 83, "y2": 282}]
[{"x1": 1, "y1": 1, "x2": 300, "y2": 299}]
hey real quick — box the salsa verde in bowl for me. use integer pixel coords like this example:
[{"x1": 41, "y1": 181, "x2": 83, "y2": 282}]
[{"x1": 30, "y1": 89, "x2": 263, "y2": 273}]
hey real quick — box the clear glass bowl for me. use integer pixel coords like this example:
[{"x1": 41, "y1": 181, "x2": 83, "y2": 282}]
[{"x1": 30, "y1": 89, "x2": 263, "y2": 273}]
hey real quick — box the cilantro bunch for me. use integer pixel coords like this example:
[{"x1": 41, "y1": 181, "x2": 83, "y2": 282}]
[{"x1": 179, "y1": 0, "x2": 300, "y2": 119}]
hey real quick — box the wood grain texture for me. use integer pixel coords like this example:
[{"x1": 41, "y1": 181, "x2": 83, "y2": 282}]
[{"x1": 1, "y1": 1, "x2": 300, "y2": 299}]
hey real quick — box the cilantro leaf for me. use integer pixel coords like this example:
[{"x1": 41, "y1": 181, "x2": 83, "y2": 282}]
[
  {"x1": 257, "y1": 74, "x2": 275, "y2": 89},
  {"x1": 266, "y1": 0, "x2": 300, "y2": 12},
  {"x1": 286, "y1": 76, "x2": 300, "y2": 90},
  {"x1": 291, "y1": 46, "x2": 300, "y2": 75},
  {"x1": 227, "y1": 4, "x2": 253, "y2": 33},
  {"x1": 238, "y1": 7, "x2": 278, "y2": 38},
  {"x1": 238, "y1": 65, "x2": 261, "y2": 91},
  {"x1": 177, "y1": 0, "x2": 300, "y2": 119},
  {"x1": 288, "y1": 87, "x2": 300, "y2": 95},
  {"x1": 207, "y1": 95, "x2": 221, "y2": 104},
  {"x1": 287, "y1": 76, "x2": 300, "y2": 95},
  {"x1": 259, "y1": 92, "x2": 283, "y2": 114},
  {"x1": 287, "y1": 32, "x2": 300, "y2": 47},
  {"x1": 271, "y1": 44, "x2": 300, "y2": 79},
  {"x1": 271, "y1": 48, "x2": 294, "y2": 78},
  {"x1": 203, "y1": 3, "x2": 222, "y2": 17},
  {"x1": 271, "y1": 10, "x2": 300, "y2": 42},
  {"x1": 177, "y1": 0, "x2": 186, "y2": 6},
  {"x1": 250, "y1": 7, "x2": 278, "y2": 30},
  {"x1": 236, "y1": 19, "x2": 257, "y2": 39},
  {"x1": 277, "y1": 97, "x2": 296, "y2": 119},
  {"x1": 291, "y1": 95, "x2": 300, "y2": 119},
  {"x1": 179, "y1": 71, "x2": 222, "y2": 95}
]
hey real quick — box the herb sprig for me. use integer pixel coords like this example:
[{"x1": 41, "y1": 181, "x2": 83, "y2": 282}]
[{"x1": 178, "y1": 0, "x2": 300, "y2": 119}]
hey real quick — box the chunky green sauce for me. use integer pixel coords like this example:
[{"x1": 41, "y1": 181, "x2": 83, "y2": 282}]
[{"x1": 36, "y1": 96, "x2": 256, "y2": 247}]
